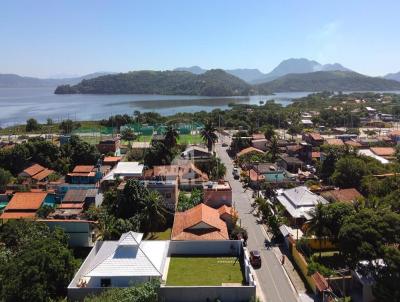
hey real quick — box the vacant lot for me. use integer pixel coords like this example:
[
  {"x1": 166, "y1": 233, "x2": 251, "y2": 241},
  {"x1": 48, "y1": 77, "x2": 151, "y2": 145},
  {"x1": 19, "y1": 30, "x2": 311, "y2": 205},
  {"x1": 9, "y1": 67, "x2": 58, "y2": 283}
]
[{"x1": 166, "y1": 256, "x2": 245, "y2": 286}]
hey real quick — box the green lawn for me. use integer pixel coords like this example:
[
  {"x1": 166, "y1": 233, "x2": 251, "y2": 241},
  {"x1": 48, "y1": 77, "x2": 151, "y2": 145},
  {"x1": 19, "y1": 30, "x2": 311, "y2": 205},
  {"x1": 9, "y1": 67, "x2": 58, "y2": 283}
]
[
  {"x1": 166, "y1": 256, "x2": 245, "y2": 286},
  {"x1": 177, "y1": 134, "x2": 203, "y2": 145},
  {"x1": 145, "y1": 228, "x2": 172, "y2": 240}
]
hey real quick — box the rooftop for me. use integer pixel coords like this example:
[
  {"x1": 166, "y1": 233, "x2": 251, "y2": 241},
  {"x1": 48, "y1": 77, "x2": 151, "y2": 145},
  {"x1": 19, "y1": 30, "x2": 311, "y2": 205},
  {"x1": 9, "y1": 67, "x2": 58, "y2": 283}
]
[
  {"x1": 370, "y1": 147, "x2": 395, "y2": 157},
  {"x1": 72, "y1": 165, "x2": 95, "y2": 173},
  {"x1": 203, "y1": 180, "x2": 231, "y2": 191},
  {"x1": 31, "y1": 168, "x2": 54, "y2": 181},
  {"x1": 22, "y1": 163, "x2": 46, "y2": 177},
  {"x1": 321, "y1": 188, "x2": 363, "y2": 203},
  {"x1": 171, "y1": 204, "x2": 229, "y2": 241},
  {"x1": 237, "y1": 147, "x2": 264, "y2": 157},
  {"x1": 325, "y1": 138, "x2": 345, "y2": 146},
  {"x1": 102, "y1": 162, "x2": 144, "y2": 181},
  {"x1": 3, "y1": 192, "x2": 47, "y2": 211}
]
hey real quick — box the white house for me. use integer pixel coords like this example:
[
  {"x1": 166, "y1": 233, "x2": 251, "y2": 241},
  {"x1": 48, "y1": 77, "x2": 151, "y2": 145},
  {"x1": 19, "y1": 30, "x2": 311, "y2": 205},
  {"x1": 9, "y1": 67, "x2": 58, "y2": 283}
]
[
  {"x1": 275, "y1": 186, "x2": 328, "y2": 224},
  {"x1": 68, "y1": 231, "x2": 169, "y2": 300},
  {"x1": 102, "y1": 162, "x2": 144, "y2": 182}
]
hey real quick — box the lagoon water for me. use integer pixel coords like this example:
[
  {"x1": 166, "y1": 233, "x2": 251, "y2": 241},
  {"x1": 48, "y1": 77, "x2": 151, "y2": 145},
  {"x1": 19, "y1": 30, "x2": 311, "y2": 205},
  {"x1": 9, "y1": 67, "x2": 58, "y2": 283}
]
[{"x1": 0, "y1": 87, "x2": 311, "y2": 127}]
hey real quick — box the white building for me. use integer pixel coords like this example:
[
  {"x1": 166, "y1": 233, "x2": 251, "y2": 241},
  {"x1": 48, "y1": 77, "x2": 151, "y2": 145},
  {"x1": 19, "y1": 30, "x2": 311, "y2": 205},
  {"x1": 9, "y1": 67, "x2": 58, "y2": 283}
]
[
  {"x1": 276, "y1": 186, "x2": 328, "y2": 224},
  {"x1": 102, "y1": 162, "x2": 144, "y2": 181},
  {"x1": 68, "y1": 231, "x2": 168, "y2": 300}
]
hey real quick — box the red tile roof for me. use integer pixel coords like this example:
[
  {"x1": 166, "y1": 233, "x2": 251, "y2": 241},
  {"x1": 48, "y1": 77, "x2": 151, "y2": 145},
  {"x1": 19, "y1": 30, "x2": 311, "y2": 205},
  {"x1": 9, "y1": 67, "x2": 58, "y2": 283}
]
[
  {"x1": 4, "y1": 192, "x2": 47, "y2": 211},
  {"x1": 370, "y1": 147, "x2": 395, "y2": 157},
  {"x1": 218, "y1": 205, "x2": 237, "y2": 217},
  {"x1": 248, "y1": 169, "x2": 265, "y2": 182},
  {"x1": 312, "y1": 272, "x2": 330, "y2": 292},
  {"x1": 22, "y1": 164, "x2": 45, "y2": 177},
  {"x1": 58, "y1": 203, "x2": 84, "y2": 209},
  {"x1": 345, "y1": 140, "x2": 362, "y2": 148},
  {"x1": 72, "y1": 165, "x2": 95, "y2": 173},
  {"x1": 237, "y1": 147, "x2": 264, "y2": 157},
  {"x1": 309, "y1": 132, "x2": 323, "y2": 141},
  {"x1": 0, "y1": 212, "x2": 36, "y2": 220},
  {"x1": 103, "y1": 156, "x2": 122, "y2": 163},
  {"x1": 325, "y1": 138, "x2": 344, "y2": 146},
  {"x1": 171, "y1": 204, "x2": 229, "y2": 241},
  {"x1": 32, "y1": 168, "x2": 54, "y2": 181},
  {"x1": 311, "y1": 152, "x2": 321, "y2": 159},
  {"x1": 321, "y1": 188, "x2": 363, "y2": 203}
]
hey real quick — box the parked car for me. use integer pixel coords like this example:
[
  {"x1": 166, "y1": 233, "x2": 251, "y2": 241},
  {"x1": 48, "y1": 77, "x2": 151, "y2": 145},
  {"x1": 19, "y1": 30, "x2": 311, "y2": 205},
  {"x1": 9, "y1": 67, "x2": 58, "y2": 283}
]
[{"x1": 250, "y1": 250, "x2": 261, "y2": 268}]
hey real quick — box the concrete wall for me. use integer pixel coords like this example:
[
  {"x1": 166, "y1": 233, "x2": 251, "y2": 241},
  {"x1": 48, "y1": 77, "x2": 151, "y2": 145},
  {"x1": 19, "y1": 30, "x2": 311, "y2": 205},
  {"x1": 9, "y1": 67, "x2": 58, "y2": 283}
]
[
  {"x1": 168, "y1": 240, "x2": 242, "y2": 256},
  {"x1": 43, "y1": 220, "x2": 94, "y2": 247},
  {"x1": 159, "y1": 285, "x2": 256, "y2": 302}
]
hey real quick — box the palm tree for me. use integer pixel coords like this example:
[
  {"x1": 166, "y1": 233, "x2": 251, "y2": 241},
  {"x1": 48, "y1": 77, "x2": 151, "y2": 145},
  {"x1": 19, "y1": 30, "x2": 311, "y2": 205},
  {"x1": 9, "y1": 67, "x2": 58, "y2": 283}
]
[
  {"x1": 269, "y1": 135, "x2": 280, "y2": 162},
  {"x1": 210, "y1": 156, "x2": 226, "y2": 180},
  {"x1": 164, "y1": 126, "x2": 179, "y2": 149},
  {"x1": 139, "y1": 190, "x2": 168, "y2": 234},
  {"x1": 200, "y1": 120, "x2": 218, "y2": 152},
  {"x1": 306, "y1": 202, "x2": 330, "y2": 258}
]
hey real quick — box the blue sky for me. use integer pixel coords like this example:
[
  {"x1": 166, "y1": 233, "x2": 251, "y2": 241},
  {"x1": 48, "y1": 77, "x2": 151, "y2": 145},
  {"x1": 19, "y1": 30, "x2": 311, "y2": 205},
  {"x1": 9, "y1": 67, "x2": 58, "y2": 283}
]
[{"x1": 0, "y1": 0, "x2": 399, "y2": 77}]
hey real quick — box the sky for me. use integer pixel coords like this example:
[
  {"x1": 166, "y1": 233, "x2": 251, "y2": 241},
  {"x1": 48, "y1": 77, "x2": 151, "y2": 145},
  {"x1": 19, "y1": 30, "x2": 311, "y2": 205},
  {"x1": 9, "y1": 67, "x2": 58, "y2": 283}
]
[{"x1": 0, "y1": 0, "x2": 399, "y2": 78}]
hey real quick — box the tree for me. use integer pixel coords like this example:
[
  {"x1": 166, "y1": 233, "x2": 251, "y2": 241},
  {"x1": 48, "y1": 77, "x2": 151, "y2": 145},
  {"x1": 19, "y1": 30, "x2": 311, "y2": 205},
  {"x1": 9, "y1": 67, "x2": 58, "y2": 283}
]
[
  {"x1": 306, "y1": 203, "x2": 331, "y2": 258},
  {"x1": 59, "y1": 119, "x2": 79, "y2": 134},
  {"x1": 0, "y1": 168, "x2": 12, "y2": 191},
  {"x1": 164, "y1": 126, "x2": 179, "y2": 149},
  {"x1": 338, "y1": 209, "x2": 400, "y2": 268},
  {"x1": 263, "y1": 125, "x2": 276, "y2": 140},
  {"x1": 209, "y1": 156, "x2": 226, "y2": 180},
  {"x1": 139, "y1": 190, "x2": 168, "y2": 233},
  {"x1": 373, "y1": 247, "x2": 400, "y2": 302},
  {"x1": 268, "y1": 135, "x2": 280, "y2": 162},
  {"x1": 0, "y1": 221, "x2": 77, "y2": 301},
  {"x1": 46, "y1": 118, "x2": 53, "y2": 125},
  {"x1": 321, "y1": 203, "x2": 355, "y2": 242},
  {"x1": 62, "y1": 135, "x2": 99, "y2": 167},
  {"x1": 84, "y1": 279, "x2": 159, "y2": 302},
  {"x1": 331, "y1": 156, "x2": 368, "y2": 189},
  {"x1": 121, "y1": 128, "x2": 136, "y2": 141},
  {"x1": 25, "y1": 118, "x2": 41, "y2": 132},
  {"x1": 200, "y1": 120, "x2": 218, "y2": 152},
  {"x1": 144, "y1": 141, "x2": 173, "y2": 168}
]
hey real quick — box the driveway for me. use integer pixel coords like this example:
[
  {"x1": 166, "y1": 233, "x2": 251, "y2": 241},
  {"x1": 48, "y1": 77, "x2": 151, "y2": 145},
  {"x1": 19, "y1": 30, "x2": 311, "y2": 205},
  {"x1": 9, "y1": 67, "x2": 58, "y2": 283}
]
[{"x1": 215, "y1": 136, "x2": 298, "y2": 302}]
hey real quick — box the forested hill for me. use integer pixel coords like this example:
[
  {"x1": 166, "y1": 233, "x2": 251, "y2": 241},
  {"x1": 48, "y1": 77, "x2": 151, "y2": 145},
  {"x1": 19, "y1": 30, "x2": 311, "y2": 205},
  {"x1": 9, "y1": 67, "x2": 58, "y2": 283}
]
[
  {"x1": 255, "y1": 71, "x2": 400, "y2": 93},
  {"x1": 55, "y1": 69, "x2": 253, "y2": 96}
]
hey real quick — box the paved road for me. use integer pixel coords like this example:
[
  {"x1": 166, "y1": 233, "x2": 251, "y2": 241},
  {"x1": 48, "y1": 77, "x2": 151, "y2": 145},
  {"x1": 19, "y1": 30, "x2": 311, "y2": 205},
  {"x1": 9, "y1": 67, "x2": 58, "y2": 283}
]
[{"x1": 215, "y1": 138, "x2": 298, "y2": 302}]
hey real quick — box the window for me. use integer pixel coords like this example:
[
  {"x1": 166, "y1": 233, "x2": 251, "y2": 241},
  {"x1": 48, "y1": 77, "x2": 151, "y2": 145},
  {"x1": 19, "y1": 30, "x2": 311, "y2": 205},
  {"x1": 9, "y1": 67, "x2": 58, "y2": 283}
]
[{"x1": 100, "y1": 278, "x2": 111, "y2": 287}]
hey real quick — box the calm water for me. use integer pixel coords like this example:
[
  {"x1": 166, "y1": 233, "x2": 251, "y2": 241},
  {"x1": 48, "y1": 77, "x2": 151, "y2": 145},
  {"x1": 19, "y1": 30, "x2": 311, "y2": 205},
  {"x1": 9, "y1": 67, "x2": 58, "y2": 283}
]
[{"x1": 0, "y1": 87, "x2": 310, "y2": 127}]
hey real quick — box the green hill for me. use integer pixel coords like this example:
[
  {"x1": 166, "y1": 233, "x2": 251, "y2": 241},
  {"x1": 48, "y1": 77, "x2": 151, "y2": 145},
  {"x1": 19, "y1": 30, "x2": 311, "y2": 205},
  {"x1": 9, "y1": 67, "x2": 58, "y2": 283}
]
[
  {"x1": 255, "y1": 71, "x2": 400, "y2": 93},
  {"x1": 55, "y1": 69, "x2": 252, "y2": 96}
]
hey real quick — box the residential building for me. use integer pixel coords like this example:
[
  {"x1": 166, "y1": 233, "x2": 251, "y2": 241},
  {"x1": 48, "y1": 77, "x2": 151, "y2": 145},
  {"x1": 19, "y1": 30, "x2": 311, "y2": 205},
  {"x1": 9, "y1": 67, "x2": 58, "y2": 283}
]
[
  {"x1": 102, "y1": 156, "x2": 122, "y2": 168},
  {"x1": 302, "y1": 132, "x2": 324, "y2": 147},
  {"x1": 18, "y1": 163, "x2": 54, "y2": 186},
  {"x1": 66, "y1": 165, "x2": 102, "y2": 184},
  {"x1": 68, "y1": 231, "x2": 169, "y2": 300},
  {"x1": 321, "y1": 188, "x2": 363, "y2": 204},
  {"x1": 279, "y1": 156, "x2": 304, "y2": 173},
  {"x1": 275, "y1": 186, "x2": 328, "y2": 226},
  {"x1": 0, "y1": 192, "x2": 53, "y2": 220},
  {"x1": 181, "y1": 145, "x2": 212, "y2": 160},
  {"x1": 325, "y1": 138, "x2": 345, "y2": 147},
  {"x1": 102, "y1": 162, "x2": 144, "y2": 183},
  {"x1": 171, "y1": 203, "x2": 233, "y2": 240},
  {"x1": 40, "y1": 219, "x2": 96, "y2": 247},
  {"x1": 237, "y1": 147, "x2": 264, "y2": 158},
  {"x1": 145, "y1": 162, "x2": 208, "y2": 189},
  {"x1": 96, "y1": 137, "x2": 121, "y2": 155},
  {"x1": 358, "y1": 149, "x2": 389, "y2": 164},
  {"x1": 370, "y1": 147, "x2": 396, "y2": 160},
  {"x1": 60, "y1": 188, "x2": 97, "y2": 209},
  {"x1": 203, "y1": 180, "x2": 232, "y2": 208},
  {"x1": 126, "y1": 141, "x2": 151, "y2": 157},
  {"x1": 251, "y1": 138, "x2": 269, "y2": 151}
]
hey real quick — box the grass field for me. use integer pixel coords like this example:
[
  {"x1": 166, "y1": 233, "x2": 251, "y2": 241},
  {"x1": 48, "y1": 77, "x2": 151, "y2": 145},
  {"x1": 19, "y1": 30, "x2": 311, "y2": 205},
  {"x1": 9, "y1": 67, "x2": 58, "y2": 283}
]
[
  {"x1": 177, "y1": 134, "x2": 203, "y2": 145},
  {"x1": 145, "y1": 228, "x2": 172, "y2": 240},
  {"x1": 166, "y1": 256, "x2": 245, "y2": 286}
]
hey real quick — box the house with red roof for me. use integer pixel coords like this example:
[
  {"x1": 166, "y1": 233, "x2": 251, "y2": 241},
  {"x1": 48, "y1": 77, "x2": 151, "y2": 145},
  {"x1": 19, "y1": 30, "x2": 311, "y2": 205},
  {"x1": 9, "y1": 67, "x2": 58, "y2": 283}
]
[
  {"x1": 171, "y1": 203, "x2": 236, "y2": 240},
  {"x1": 0, "y1": 192, "x2": 51, "y2": 220},
  {"x1": 18, "y1": 163, "x2": 55, "y2": 187}
]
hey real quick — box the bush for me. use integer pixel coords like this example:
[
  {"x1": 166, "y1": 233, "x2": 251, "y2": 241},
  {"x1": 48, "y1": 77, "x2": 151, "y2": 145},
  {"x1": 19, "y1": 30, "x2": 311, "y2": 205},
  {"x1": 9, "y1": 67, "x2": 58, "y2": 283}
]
[
  {"x1": 307, "y1": 261, "x2": 333, "y2": 277},
  {"x1": 296, "y1": 238, "x2": 313, "y2": 259}
]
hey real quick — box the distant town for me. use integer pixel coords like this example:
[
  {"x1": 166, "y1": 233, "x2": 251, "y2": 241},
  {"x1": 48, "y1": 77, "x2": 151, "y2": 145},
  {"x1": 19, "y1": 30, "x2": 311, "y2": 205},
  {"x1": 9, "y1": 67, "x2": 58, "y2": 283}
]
[{"x1": 0, "y1": 90, "x2": 399, "y2": 302}]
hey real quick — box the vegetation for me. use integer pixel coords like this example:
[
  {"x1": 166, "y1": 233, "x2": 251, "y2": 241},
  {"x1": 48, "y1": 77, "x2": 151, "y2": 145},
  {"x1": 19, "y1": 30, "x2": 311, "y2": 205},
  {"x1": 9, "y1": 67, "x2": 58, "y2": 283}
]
[
  {"x1": 25, "y1": 118, "x2": 41, "y2": 132},
  {"x1": 166, "y1": 256, "x2": 245, "y2": 286},
  {"x1": 200, "y1": 120, "x2": 218, "y2": 151},
  {"x1": 0, "y1": 221, "x2": 77, "y2": 301},
  {"x1": 55, "y1": 69, "x2": 252, "y2": 96},
  {"x1": 0, "y1": 168, "x2": 12, "y2": 191},
  {"x1": 84, "y1": 280, "x2": 159, "y2": 302},
  {"x1": 256, "y1": 71, "x2": 400, "y2": 93},
  {"x1": 176, "y1": 189, "x2": 203, "y2": 212}
]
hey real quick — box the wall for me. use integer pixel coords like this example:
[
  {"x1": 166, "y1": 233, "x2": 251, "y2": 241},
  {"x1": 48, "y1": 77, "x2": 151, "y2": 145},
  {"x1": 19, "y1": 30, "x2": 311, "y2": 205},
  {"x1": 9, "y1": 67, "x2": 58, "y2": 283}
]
[
  {"x1": 42, "y1": 220, "x2": 94, "y2": 247},
  {"x1": 305, "y1": 237, "x2": 337, "y2": 250},
  {"x1": 289, "y1": 240, "x2": 316, "y2": 293},
  {"x1": 159, "y1": 286, "x2": 256, "y2": 302},
  {"x1": 168, "y1": 240, "x2": 242, "y2": 256}
]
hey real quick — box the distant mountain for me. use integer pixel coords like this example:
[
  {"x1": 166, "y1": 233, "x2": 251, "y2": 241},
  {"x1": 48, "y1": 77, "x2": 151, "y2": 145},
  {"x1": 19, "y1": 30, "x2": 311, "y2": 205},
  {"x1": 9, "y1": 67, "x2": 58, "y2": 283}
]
[
  {"x1": 255, "y1": 71, "x2": 400, "y2": 93},
  {"x1": 251, "y1": 58, "x2": 351, "y2": 84},
  {"x1": 174, "y1": 66, "x2": 206, "y2": 74},
  {"x1": 384, "y1": 71, "x2": 400, "y2": 82},
  {"x1": 225, "y1": 69, "x2": 265, "y2": 83},
  {"x1": 55, "y1": 69, "x2": 252, "y2": 96},
  {"x1": 0, "y1": 72, "x2": 113, "y2": 88}
]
